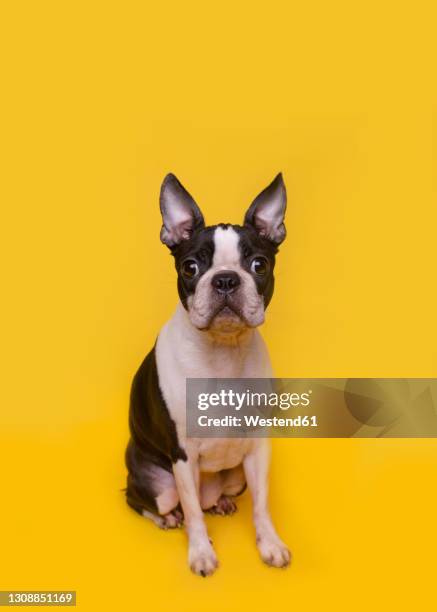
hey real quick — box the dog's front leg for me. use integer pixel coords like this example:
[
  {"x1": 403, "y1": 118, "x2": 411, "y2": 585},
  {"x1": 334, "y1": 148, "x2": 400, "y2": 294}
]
[
  {"x1": 243, "y1": 440, "x2": 291, "y2": 568},
  {"x1": 172, "y1": 458, "x2": 218, "y2": 576}
]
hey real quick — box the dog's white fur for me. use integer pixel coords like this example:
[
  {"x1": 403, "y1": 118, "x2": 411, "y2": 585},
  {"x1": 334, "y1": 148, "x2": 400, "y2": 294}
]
[{"x1": 154, "y1": 227, "x2": 290, "y2": 575}]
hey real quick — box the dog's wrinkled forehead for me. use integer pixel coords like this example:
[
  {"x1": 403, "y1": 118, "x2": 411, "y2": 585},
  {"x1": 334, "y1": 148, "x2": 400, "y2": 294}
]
[
  {"x1": 172, "y1": 223, "x2": 277, "y2": 268},
  {"x1": 213, "y1": 225, "x2": 240, "y2": 266},
  {"x1": 172, "y1": 224, "x2": 240, "y2": 268}
]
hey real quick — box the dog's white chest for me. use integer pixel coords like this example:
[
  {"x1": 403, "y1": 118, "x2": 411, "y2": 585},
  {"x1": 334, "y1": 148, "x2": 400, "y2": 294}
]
[
  {"x1": 155, "y1": 305, "x2": 273, "y2": 470},
  {"x1": 196, "y1": 437, "x2": 253, "y2": 472}
]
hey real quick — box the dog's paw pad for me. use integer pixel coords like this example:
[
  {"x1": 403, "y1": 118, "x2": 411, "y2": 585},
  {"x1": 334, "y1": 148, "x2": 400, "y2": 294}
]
[
  {"x1": 257, "y1": 536, "x2": 292, "y2": 568},
  {"x1": 207, "y1": 495, "x2": 237, "y2": 516}
]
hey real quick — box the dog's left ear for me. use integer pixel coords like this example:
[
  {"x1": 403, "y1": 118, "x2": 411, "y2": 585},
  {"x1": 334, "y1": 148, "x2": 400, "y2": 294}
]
[{"x1": 244, "y1": 173, "x2": 287, "y2": 244}]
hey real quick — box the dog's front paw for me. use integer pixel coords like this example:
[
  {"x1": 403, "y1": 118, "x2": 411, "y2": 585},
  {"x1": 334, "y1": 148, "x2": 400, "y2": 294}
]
[
  {"x1": 257, "y1": 535, "x2": 291, "y2": 568},
  {"x1": 189, "y1": 540, "x2": 219, "y2": 577}
]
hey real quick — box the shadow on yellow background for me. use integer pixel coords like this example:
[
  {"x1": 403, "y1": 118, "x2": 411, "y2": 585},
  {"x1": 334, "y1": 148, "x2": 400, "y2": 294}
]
[{"x1": 1, "y1": 1, "x2": 437, "y2": 610}]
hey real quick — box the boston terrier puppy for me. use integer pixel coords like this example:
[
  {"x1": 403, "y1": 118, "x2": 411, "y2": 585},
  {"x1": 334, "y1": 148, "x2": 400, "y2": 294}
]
[{"x1": 126, "y1": 173, "x2": 291, "y2": 576}]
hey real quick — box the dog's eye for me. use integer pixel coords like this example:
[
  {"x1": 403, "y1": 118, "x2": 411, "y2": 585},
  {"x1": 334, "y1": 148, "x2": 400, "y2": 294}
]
[
  {"x1": 181, "y1": 259, "x2": 199, "y2": 279},
  {"x1": 250, "y1": 257, "x2": 268, "y2": 276}
]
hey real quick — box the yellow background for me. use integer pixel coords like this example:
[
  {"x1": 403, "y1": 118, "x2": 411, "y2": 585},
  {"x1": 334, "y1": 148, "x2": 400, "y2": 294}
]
[{"x1": 1, "y1": 1, "x2": 437, "y2": 610}]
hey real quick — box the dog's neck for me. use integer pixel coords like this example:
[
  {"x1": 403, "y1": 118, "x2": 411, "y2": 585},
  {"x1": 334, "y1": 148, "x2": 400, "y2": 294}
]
[{"x1": 157, "y1": 303, "x2": 271, "y2": 381}]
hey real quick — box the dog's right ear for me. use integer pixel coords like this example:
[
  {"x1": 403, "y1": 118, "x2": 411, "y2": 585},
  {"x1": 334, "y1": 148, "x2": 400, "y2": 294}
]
[{"x1": 159, "y1": 174, "x2": 205, "y2": 248}]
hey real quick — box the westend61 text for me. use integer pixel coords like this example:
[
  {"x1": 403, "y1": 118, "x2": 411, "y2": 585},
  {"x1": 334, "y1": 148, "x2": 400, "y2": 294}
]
[{"x1": 197, "y1": 414, "x2": 318, "y2": 427}]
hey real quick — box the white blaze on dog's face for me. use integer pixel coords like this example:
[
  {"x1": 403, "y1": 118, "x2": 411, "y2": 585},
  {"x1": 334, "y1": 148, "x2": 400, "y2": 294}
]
[{"x1": 159, "y1": 173, "x2": 287, "y2": 332}]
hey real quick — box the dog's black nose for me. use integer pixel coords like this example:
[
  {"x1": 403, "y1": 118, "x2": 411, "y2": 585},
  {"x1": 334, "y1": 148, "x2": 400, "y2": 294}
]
[{"x1": 211, "y1": 271, "x2": 241, "y2": 294}]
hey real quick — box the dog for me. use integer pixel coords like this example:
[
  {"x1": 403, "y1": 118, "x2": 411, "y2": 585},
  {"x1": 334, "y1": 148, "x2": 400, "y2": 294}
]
[{"x1": 126, "y1": 173, "x2": 291, "y2": 576}]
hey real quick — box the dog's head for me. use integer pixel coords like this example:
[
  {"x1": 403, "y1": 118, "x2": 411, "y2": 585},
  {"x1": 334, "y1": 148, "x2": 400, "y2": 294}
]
[{"x1": 159, "y1": 173, "x2": 287, "y2": 332}]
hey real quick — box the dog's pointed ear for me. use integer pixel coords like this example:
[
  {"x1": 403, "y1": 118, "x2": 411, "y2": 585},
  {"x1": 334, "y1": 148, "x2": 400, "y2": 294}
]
[
  {"x1": 159, "y1": 173, "x2": 205, "y2": 248},
  {"x1": 243, "y1": 173, "x2": 287, "y2": 244}
]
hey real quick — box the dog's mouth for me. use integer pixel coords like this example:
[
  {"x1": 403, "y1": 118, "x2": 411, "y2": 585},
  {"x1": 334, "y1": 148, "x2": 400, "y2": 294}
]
[
  {"x1": 214, "y1": 297, "x2": 242, "y2": 318},
  {"x1": 204, "y1": 298, "x2": 248, "y2": 331},
  {"x1": 216, "y1": 303, "x2": 240, "y2": 317}
]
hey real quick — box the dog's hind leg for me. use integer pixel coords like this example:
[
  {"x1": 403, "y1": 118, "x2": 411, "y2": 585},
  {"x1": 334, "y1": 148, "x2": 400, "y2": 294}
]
[{"x1": 125, "y1": 440, "x2": 182, "y2": 528}]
